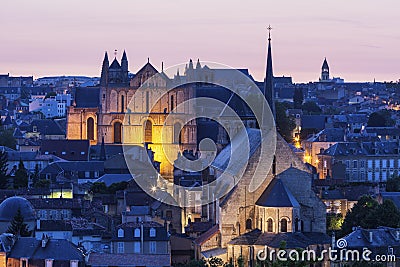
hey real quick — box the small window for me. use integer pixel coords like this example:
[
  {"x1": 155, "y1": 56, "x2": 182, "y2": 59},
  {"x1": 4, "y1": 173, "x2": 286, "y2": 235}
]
[
  {"x1": 150, "y1": 241, "x2": 156, "y2": 254},
  {"x1": 118, "y1": 228, "x2": 124, "y2": 238},
  {"x1": 134, "y1": 228, "x2": 140, "y2": 237},
  {"x1": 61, "y1": 151, "x2": 66, "y2": 155},
  {"x1": 45, "y1": 259, "x2": 53, "y2": 267},
  {"x1": 80, "y1": 151, "x2": 85, "y2": 155},
  {"x1": 134, "y1": 241, "x2": 140, "y2": 253},
  {"x1": 117, "y1": 242, "x2": 124, "y2": 253},
  {"x1": 149, "y1": 228, "x2": 156, "y2": 237},
  {"x1": 70, "y1": 260, "x2": 79, "y2": 267}
]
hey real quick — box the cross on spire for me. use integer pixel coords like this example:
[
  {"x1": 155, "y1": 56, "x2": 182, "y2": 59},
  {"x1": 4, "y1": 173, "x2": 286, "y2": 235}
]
[
  {"x1": 114, "y1": 49, "x2": 118, "y2": 58},
  {"x1": 267, "y1": 25, "x2": 272, "y2": 41}
]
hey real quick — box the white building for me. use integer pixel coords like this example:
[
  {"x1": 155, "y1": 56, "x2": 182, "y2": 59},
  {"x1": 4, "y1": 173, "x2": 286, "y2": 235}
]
[{"x1": 29, "y1": 94, "x2": 71, "y2": 118}]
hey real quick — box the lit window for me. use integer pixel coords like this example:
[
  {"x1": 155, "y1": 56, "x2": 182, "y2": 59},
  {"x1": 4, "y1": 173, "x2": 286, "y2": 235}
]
[
  {"x1": 117, "y1": 242, "x2": 124, "y2": 253},
  {"x1": 134, "y1": 228, "x2": 140, "y2": 237},
  {"x1": 118, "y1": 228, "x2": 124, "y2": 238}
]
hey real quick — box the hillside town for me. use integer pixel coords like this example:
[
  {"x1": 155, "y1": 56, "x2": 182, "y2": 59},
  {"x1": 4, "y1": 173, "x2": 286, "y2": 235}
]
[{"x1": 1, "y1": 27, "x2": 400, "y2": 266}]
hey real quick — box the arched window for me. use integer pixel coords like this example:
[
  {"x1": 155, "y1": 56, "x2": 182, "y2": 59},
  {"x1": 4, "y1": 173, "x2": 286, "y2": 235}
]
[
  {"x1": 245, "y1": 219, "x2": 252, "y2": 230},
  {"x1": 173, "y1": 122, "x2": 182, "y2": 144},
  {"x1": 280, "y1": 218, "x2": 288, "y2": 232},
  {"x1": 117, "y1": 228, "x2": 124, "y2": 238},
  {"x1": 295, "y1": 218, "x2": 299, "y2": 232},
  {"x1": 170, "y1": 95, "x2": 174, "y2": 112},
  {"x1": 134, "y1": 228, "x2": 141, "y2": 237},
  {"x1": 121, "y1": 95, "x2": 125, "y2": 113},
  {"x1": 144, "y1": 120, "x2": 152, "y2": 143},
  {"x1": 267, "y1": 218, "x2": 273, "y2": 232},
  {"x1": 114, "y1": 122, "x2": 122, "y2": 143},
  {"x1": 87, "y1": 117, "x2": 94, "y2": 140}
]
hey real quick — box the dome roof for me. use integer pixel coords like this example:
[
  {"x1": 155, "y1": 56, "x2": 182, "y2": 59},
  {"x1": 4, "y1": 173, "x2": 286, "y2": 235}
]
[{"x1": 0, "y1": 197, "x2": 35, "y2": 222}]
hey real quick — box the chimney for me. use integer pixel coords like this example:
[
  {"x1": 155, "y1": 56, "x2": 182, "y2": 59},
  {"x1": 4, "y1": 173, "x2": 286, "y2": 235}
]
[
  {"x1": 369, "y1": 231, "x2": 373, "y2": 243},
  {"x1": 42, "y1": 235, "x2": 49, "y2": 248},
  {"x1": 37, "y1": 219, "x2": 40, "y2": 230}
]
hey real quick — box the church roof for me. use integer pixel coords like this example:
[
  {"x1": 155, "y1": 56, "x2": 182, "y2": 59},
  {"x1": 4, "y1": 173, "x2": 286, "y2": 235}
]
[
  {"x1": 109, "y1": 58, "x2": 121, "y2": 69},
  {"x1": 74, "y1": 87, "x2": 100, "y2": 108},
  {"x1": 211, "y1": 128, "x2": 261, "y2": 175},
  {"x1": 255, "y1": 178, "x2": 300, "y2": 208}
]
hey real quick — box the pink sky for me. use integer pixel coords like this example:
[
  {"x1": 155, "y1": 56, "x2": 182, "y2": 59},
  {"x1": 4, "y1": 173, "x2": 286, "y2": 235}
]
[{"x1": 1, "y1": 0, "x2": 399, "y2": 83}]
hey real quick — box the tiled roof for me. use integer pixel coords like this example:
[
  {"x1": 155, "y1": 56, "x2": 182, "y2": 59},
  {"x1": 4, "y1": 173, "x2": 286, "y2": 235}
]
[
  {"x1": 194, "y1": 224, "x2": 219, "y2": 245},
  {"x1": 87, "y1": 252, "x2": 170, "y2": 266},
  {"x1": 229, "y1": 230, "x2": 330, "y2": 249},
  {"x1": 321, "y1": 141, "x2": 400, "y2": 156},
  {"x1": 8, "y1": 238, "x2": 84, "y2": 261},
  {"x1": 256, "y1": 178, "x2": 300, "y2": 208}
]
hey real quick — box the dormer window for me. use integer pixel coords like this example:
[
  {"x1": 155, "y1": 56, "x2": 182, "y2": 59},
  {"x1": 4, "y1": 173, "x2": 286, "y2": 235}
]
[
  {"x1": 117, "y1": 228, "x2": 124, "y2": 238},
  {"x1": 134, "y1": 228, "x2": 140, "y2": 237},
  {"x1": 149, "y1": 227, "x2": 156, "y2": 237}
]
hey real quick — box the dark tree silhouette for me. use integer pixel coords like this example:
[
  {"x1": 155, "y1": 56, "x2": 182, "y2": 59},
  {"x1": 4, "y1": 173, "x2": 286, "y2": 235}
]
[
  {"x1": 14, "y1": 159, "x2": 28, "y2": 189},
  {"x1": 0, "y1": 150, "x2": 8, "y2": 189},
  {"x1": 293, "y1": 88, "x2": 304, "y2": 109},
  {"x1": 7, "y1": 208, "x2": 31, "y2": 237},
  {"x1": 367, "y1": 110, "x2": 395, "y2": 127}
]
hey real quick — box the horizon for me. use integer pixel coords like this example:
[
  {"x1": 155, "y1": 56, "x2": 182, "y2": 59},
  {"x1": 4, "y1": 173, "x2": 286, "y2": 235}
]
[{"x1": 1, "y1": 0, "x2": 399, "y2": 83}]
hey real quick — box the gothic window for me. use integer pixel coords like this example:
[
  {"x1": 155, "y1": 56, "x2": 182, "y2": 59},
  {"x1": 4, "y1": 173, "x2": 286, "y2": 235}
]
[
  {"x1": 267, "y1": 218, "x2": 273, "y2": 232},
  {"x1": 144, "y1": 120, "x2": 152, "y2": 143},
  {"x1": 173, "y1": 123, "x2": 182, "y2": 144},
  {"x1": 114, "y1": 122, "x2": 122, "y2": 144},
  {"x1": 245, "y1": 219, "x2": 252, "y2": 230},
  {"x1": 117, "y1": 228, "x2": 124, "y2": 238},
  {"x1": 280, "y1": 218, "x2": 288, "y2": 232},
  {"x1": 87, "y1": 117, "x2": 94, "y2": 140}
]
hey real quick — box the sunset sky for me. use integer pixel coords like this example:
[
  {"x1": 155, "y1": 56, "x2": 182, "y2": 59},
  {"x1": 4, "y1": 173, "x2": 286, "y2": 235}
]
[{"x1": 1, "y1": 0, "x2": 399, "y2": 83}]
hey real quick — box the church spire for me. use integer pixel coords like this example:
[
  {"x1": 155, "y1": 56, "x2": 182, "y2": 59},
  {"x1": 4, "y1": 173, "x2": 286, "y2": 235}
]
[
  {"x1": 121, "y1": 50, "x2": 128, "y2": 83},
  {"x1": 264, "y1": 25, "x2": 275, "y2": 119},
  {"x1": 100, "y1": 51, "x2": 109, "y2": 86}
]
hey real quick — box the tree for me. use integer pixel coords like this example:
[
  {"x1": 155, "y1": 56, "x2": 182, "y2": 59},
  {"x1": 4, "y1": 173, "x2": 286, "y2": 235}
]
[
  {"x1": 367, "y1": 110, "x2": 395, "y2": 127},
  {"x1": 341, "y1": 196, "x2": 400, "y2": 236},
  {"x1": 293, "y1": 88, "x2": 304, "y2": 109},
  {"x1": 386, "y1": 175, "x2": 400, "y2": 192},
  {"x1": 0, "y1": 129, "x2": 16, "y2": 149},
  {"x1": 31, "y1": 164, "x2": 40, "y2": 187},
  {"x1": 35, "y1": 179, "x2": 50, "y2": 189},
  {"x1": 301, "y1": 101, "x2": 321, "y2": 115},
  {"x1": 327, "y1": 213, "x2": 344, "y2": 232},
  {"x1": 0, "y1": 150, "x2": 8, "y2": 189},
  {"x1": 208, "y1": 257, "x2": 223, "y2": 267},
  {"x1": 13, "y1": 159, "x2": 28, "y2": 189},
  {"x1": 7, "y1": 208, "x2": 31, "y2": 237},
  {"x1": 275, "y1": 102, "x2": 296, "y2": 143}
]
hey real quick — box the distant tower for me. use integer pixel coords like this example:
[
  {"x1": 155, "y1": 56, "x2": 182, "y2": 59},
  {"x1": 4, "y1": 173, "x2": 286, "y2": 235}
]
[
  {"x1": 264, "y1": 25, "x2": 275, "y2": 119},
  {"x1": 100, "y1": 51, "x2": 109, "y2": 86},
  {"x1": 320, "y1": 57, "x2": 330, "y2": 82}
]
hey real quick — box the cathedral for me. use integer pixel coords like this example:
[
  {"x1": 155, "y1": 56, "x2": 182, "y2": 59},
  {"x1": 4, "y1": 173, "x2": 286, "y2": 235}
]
[{"x1": 66, "y1": 51, "x2": 197, "y2": 178}]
